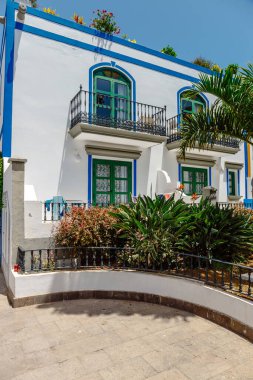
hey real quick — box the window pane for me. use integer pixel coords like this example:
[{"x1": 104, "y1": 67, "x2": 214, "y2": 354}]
[
  {"x1": 96, "y1": 179, "x2": 110, "y2": 192},
  {"x1": 182, "y1": 99, "x2": 192, "y2": 113},
  {"x1": 115, "y1": 194, "x2": 128, "y2": 204},
  {"x1": 96, "y1": 78, "x2": 111, "y2": 92},
  {"x1": 196, "y1": 183, "x2": 204, "y2": 194},
  {"x1": 183, "y1": 183, "x2": 193, "y2": 195},
  {"x1": 115, "y1": 166, "x2": 128, "y2": 178},
  {"x1": 96, "y1": 107, "x2": 111, "y2": 119},
  {"x1": 115, "y1": 180, "x2": 128, "y2": 192},
  {"x1": 196, "y1": 171, "x2": 205, "y2": 182},
  {"x1": 194, "y1": 103, "x2": 204, "y2": 113},
  {"x1": 96, "y1": 164, "x2": 110, "y2": 177},
  {"x1": 183, "y1": 170, "x2": 193, "y2": 182},
  {"x1": 96, "y1": 94, "x2": 111, "y2": 107},
  {"x1": 96, "y1": 194, "x2": 110, "y2": 205},
  {"x1": 115, "y1": 83, "x2": 128, "y2": 97}
]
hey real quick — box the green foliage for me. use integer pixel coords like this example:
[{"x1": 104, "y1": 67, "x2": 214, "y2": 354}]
[
  {"x1": 181, "y1": 199, "x2": 253, "y2": 262},
  {"x1": 179, "y1": 64, "x2": 253, "y2": 157},
  {"x1": 226, "y1": 63, "x2": 239, "y2": 75},
  {"x1": 53, "y1": 206, "x2": 122, "y2": 247},
  {"x1": 111, "y1": 196, "x2": 253, "y2": 264},
  {"x1": 161, "y1": 45, "x2": 177, "y2": 57},
  {"x1": 111, "y1": 195, "x2": 191, "y2": 265},
  {"x1": 30, "y1": 0, "x2": 38, "y2": 8},
  {"x1": 212, "y1": 64, "x2": 222, "y2": 73},
  {"x1": 90, "y1": 10, "x2": 120, "y2": 35}
]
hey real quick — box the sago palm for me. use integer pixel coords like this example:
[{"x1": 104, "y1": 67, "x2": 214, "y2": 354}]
[{"x1": 179, "y1": 64, "x2": 253, "y2": 157}]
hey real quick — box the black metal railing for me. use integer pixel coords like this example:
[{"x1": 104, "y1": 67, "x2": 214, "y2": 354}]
[
  {"x1": 166, "y1": 114, "x2": 240, "y2": 149},
  {"x1": 17, "y1": 247, "x2": 253, "y2": 301},
  {"x1": 43, "y1": 202, "x2": 86, "y2": 221},
  {"x1": 70, "y1": 86, "x2": 167, "y2": 136}
]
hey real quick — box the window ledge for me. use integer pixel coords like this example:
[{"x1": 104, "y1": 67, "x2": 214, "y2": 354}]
[{"x1": 228, "y1": 195, "x2": 242, "y2": 201}]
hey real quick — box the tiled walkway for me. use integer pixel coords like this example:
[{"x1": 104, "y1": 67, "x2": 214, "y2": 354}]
[{"x1": 0, "y1": 273, "x2": 253, "y2": 379}]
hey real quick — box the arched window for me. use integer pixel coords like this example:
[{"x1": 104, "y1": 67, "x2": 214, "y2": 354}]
[
  {"x1": 93, "y1": 68, "x2": 131, "y2": 121},
  {"x1": 180, "y1": 92, "x2": 206, "y2": 116}
]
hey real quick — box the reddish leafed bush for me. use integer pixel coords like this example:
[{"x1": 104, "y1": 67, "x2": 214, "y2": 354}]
[{"x1": 53, "y1": 206, "x2": 121, "y2": 247}]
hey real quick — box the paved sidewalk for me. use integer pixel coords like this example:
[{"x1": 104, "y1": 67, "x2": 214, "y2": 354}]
[{"x1": 0, "y1": 272, "x2": 253, "y2": 379}]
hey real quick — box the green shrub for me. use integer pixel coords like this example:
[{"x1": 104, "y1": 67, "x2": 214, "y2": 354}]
[
  {"x1": 53, "y1": 206, "x2": 121, "y2": 247},
  {"x1": 181, "y1": 199, "x2": 253, "y2": 263},
  {"x1": 193, "y1": 57, "x2": 213, "y2": 69},
  {"x1": 161, "y1": 45, "x2": 177, "y2": 57},
  {"x1": 111, "y1": 195, "x2": 190, "y2": 265}
]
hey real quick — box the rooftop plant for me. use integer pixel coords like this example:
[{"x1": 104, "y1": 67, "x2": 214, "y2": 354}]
[
  {"x1": 192, "y1": 56, "x2": 213, "y2": 69},
  {"x1": 90, "y1": 9, "x2": 120, "y2": 35},
  {"x1": 226, "y1": 63, "x2": 239, "y2": 75},
  {"x1": 161, "y1": 45, "x2": 177, "y2": 57},
  {"x1": 29, "y1": 0, "x2": 38, "y2": 8},
  {"x1": 43, "y1": 8, "x2": 57, "y2": 16},
  {"x1": 73, "y1": 13, "x2": 85, "y2": 25}
]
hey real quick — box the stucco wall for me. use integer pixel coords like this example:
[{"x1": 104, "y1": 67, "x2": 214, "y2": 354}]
[{"x1": 10, "y1": 270, "x2": 253, "y2": 331}]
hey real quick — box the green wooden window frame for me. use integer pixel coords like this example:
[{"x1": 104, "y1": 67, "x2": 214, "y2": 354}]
[
  {"x1": 228, "y1": 171, "x2": 236, "y2": 196},
  {"x1": 92, "y1": 159, "x2": 132, "y2": 205},
  {"x1": 93, "y1": 68, "x2": 131, "y2": 121},
  {"x1": 180, "y1": 93, "x2": 206, "y2": 117},
  {"x1": 182, "y1": 167, "x2": 208, "y2": 195}
]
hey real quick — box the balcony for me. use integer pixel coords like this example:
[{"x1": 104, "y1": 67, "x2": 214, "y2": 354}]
[
  {"x1": 166, "y1": 114, "x2": 240, "y2": 154},
  {"x1": 69, "y1": 88, "x2": 167, "y2": 148}
]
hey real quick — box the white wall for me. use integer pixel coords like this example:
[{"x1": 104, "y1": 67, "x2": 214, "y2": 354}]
[
  {"x1": 10, "y1": 270, "x2": 253, "y2": 331},
  {"x1": 6, "y1": 10, "x2": 246, "y2": 207}
]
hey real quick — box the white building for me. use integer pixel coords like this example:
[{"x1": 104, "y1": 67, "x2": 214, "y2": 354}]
[{"x1": 0, "y1": 0, "x2": 252, "y2": 281}]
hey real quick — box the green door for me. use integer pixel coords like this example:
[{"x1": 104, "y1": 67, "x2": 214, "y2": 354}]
[
  {"x1": 93, "y1": 159, "x2": 132, "y2": 205},
  {"x1": 94, "y1": 69, "x2": 131, "y2": 123}
]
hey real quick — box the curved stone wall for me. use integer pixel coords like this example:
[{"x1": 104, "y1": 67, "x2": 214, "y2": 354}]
[{"x1": 8, "y1": 270, "x2": 253, "y2": 342}]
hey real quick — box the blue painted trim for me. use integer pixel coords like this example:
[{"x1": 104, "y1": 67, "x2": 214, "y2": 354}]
[
  {"x1": 226, "y1": 168, "x2": 229, "y2": 196},
  {"x1": 133, "y1": 160, "x2": 137, "y2": 196},
  {"x1": 15, "y1": 23, "x2": 199, "y2": 84},
  {"x1": 13, "y1": 2, "x2": 213, "y2": 76},
  {"x1": 209, "y1": 167, "x2": 212, "y2": 186},
  {"x1": 237, "y1": 169, "x2": 240, "y2": 196},
  {"x1": 88, "y1": 154, "x2": 92, "y2": 206},
  {"x1": 178, "y1": 163, "x2": 182, "y2": 182},
  {"x1": 244, "y1": 142, "x2": 248, "y2": 199},
  {"x1": 177, "y1": 85, "x2": 210, "y2": 117},
  {"x1": 2, "y1": 0, "x2": 15, "y2": 157},
  {"x1": 0, "y1": 23, "x2": 6, "y2": 76}
]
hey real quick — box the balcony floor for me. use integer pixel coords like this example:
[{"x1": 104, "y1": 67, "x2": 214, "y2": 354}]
[{"x1": 70, "y1": 123, "x2": 166, "y2": 149}]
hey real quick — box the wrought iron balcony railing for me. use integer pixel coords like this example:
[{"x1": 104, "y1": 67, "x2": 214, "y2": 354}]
[
  {"x1": 166, "y1": 114, "x2": 240, "y2": 149},
  {"x1": 70, "y1": 87, "x2": 167, "y2": 136}
]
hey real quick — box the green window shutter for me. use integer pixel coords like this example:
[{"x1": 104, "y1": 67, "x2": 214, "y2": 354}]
[
  {"x1": 228, "y1": 171, "x2": 236, "y2": 196},
  {"x1": 182, "y1": 167, "x2": 208, "y2": 195},
  {"x1": 93, "y1": 159, "x2": 132, "y2": 205}
]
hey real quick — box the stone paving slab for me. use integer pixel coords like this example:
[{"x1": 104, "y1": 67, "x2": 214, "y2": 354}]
[{"x1": 0, "y1": 272, "x2": 253, "y2": 379}]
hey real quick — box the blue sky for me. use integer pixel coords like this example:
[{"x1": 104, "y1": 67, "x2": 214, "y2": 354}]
[{"x1": 0, "y1": 0, "x2": 253, "y2": 68}]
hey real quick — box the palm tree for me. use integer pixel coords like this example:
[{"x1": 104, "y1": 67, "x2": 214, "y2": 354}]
[{"x1": 179, "y1": 64, "x2": 253, "y2": 157}]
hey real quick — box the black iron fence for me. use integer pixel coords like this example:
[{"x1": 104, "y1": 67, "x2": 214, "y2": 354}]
[
  {"x1": 43, "y1": 202, "x2": 86, "y2": 221},
  {"x1": 70, "y1": 87, "x2": 167, "y2": 136},
  {"x1": 17, "y1": 247, "x2": 253, "y2": 300},
  {"x1": 166, "y1": 114, "x2": 240, "y2": 149}
]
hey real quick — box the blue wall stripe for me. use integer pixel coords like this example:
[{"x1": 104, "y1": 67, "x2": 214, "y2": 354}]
[
  {"x1": 133, "y1": 159, "x2": 137, "y2": 196},
  {"x1": 88, "y1": 154, "x2": 92, "y2": 206},
  {"x1": 178, "y1": 163, "x2": 182, "y2": 182},
  {"x1": 15, "y1": 23, "x2": 199, "y2": 84},
  {"x1": 2, "y1": 0, "x2": 15, "y2": 157},
  {"x1": 237, "y1": 169, "x2": 240, "y2": 196},
  {"x1": 244, "y1": 142, "x2": 248, "y2": 199},
  {"x1": 209, "y1": 167, "x2": 212, "y2": 186},
  {"x1": 13, "y1": 2, "x2": 213, "y2": 76}
]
